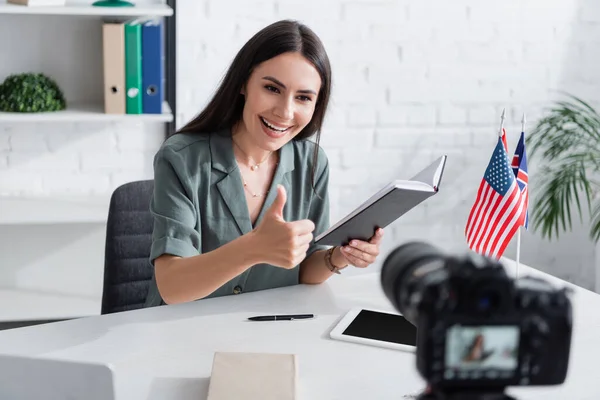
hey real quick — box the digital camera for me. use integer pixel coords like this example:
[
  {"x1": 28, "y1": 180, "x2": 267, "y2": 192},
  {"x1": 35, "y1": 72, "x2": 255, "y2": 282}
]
[{"x1": 381, "y1": 241, "x2": 573, "y2": 394}]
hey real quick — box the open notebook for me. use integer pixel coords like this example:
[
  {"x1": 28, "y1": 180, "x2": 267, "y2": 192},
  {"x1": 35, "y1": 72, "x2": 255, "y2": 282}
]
[{"x1": 315, "y1": 155, "x2": 447, "y2": 247}]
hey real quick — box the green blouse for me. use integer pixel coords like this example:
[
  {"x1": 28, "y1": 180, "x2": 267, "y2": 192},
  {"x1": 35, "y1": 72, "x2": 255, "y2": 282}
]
[{"x1": 144, "y1": 128, "x2": 331, "y2": 307}]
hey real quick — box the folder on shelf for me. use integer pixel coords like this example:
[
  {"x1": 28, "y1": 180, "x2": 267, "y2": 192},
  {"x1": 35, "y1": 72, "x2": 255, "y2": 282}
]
[
  {"x1": 141, "y1": 19, "x2": 164, "y2": 114},
  {"x1": 102, "y1": 21, "x2": 126, "y2": 114},
  {"x1": 124, "y1": 19, "x2": 143, "y2": 114}
]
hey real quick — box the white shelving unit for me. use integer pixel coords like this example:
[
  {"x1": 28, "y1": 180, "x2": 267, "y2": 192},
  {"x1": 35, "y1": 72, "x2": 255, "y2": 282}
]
[
  {"x1": 0, "y1": 1, "x2": 174, "y2": 123},
  {"x1": 0, "y1": 101, "x2": 173, "y2": 123},
  {"x1": 0, "y1": 1, "x2": 174, "y2": 323},
  {"x1": 0, "y1": 0, "x2": 172, "y2": 218},
  {"x1": 0, "y1": 0, "x2": 173, "y2": 16}
]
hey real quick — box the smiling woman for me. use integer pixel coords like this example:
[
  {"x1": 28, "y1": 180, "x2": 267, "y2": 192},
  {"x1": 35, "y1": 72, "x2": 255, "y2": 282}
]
[{"x1": 144, "y1": 20, "x2": 385, "y2": 307}]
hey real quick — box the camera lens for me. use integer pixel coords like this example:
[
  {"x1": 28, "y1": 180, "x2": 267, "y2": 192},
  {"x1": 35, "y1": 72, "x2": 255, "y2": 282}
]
[{"x1": 381, "y1": 241, "x2": 447, "y2": 325}]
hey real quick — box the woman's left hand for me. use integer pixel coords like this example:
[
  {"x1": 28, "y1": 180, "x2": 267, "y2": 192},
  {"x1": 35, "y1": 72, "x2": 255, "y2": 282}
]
[{"x1": 338, "y1": 228, "x2": 384, "y2": 268}]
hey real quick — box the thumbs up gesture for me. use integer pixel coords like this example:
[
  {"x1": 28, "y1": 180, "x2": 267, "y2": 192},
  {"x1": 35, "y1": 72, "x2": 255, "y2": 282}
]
[{"x1": 252, "y1": 185, "x2": 315, "y2": 269}]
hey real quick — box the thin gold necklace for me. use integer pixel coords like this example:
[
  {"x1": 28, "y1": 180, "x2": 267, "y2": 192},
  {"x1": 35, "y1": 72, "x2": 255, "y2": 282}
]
[
  {"x1": 232, "y1": 139, "x2": 272, "y2": 171},
  {"x1": 240, "y1": 161, "x2": 279, "y2": 198},
  {"x1": 242, "y1": 178, "x2": 266, "y2": 198}
]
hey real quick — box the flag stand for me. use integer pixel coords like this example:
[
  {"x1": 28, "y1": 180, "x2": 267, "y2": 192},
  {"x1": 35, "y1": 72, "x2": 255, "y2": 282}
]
[
  {"x1": 515, "y1": 113, "x2": 526, "y2": 280},
  {"x1": 516, "y1": 228, "x2": 521, "y2": 278},
  {"x1": 499, "y1": 108, "x2": 507, "y2": 149}
]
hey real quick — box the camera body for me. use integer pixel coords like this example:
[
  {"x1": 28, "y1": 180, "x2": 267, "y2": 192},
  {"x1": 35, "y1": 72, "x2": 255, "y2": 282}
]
[{"x1": 381, "y1": 242, "x2": 573, "y2": 392}]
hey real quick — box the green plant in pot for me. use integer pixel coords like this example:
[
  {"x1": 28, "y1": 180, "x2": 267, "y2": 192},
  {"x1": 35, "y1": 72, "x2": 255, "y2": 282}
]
[
  {"x1": 527, "y1": 93, "x2": 600, "y2": 243},
  {"x1": 0, "y1": 73, "x2": 66, "y2": 113}
]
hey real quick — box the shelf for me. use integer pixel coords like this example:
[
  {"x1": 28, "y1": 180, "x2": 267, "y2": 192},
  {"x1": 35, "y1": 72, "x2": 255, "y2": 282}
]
[
  {"x1": 0, "y1": 195, "x2": 111, "y2": 225},
  {"x1": 0, "y1": 288, "x2": 99, "y2": 322},
  {"x1": 0, "y1": 101, "x2": 173, "y2": 123},
  {"x1": 0, "y1": 1, "x2": 173, "y2": 16}
]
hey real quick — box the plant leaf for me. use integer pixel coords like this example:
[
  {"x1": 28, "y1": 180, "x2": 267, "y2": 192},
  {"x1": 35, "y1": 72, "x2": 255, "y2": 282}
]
[
  {"x1": 591, "y1": 199, "x2": 600, "y2": 242},
  {"x1": 527, "y1": 95, "x2": 600, "y2": 163},
  {"x1": 565, "y1": 178, "x2": 573, "y2": 226},
  {"x1": 526, "y1": 93, "x2": 599, "y2": 241},
  {"x1": 530, "y1": 163, "x2": 591, "y2": 240}
]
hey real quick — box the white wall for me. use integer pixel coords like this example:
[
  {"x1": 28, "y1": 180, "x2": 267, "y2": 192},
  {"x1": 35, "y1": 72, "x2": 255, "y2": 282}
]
[
  {"x1": 0, "y1": 0, "x2": 598, "y2": 314},
  {"x1": 176, "y1": 0, "x2": 600, "y2": 289}
]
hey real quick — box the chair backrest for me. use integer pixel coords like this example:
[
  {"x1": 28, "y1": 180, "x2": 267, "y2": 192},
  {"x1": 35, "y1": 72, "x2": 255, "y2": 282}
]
[{"x1": 101, "y1": 180, "x2": 155, "y2": 315}]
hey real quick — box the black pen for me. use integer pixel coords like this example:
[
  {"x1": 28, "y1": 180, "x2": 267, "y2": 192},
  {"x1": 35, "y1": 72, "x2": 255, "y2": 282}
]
[{"x1": 248, "y1": 314, "x2": 314, "y2": 321}]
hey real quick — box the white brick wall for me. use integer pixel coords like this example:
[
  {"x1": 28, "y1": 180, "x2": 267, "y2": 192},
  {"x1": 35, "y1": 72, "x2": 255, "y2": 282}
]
[
  {"x1": 0, "y1": 0, "x2": 598, "y2": 300},
  {"x1": 176, "y1": 0, "x2": 599, "y2": 290},
  {"x1": 0, "y1": 121, "x2": 159, "y2": 196}
]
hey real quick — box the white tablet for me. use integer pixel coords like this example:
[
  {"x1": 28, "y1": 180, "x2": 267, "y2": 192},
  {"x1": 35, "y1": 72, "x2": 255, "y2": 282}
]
[{"x1": 329, "y1": 307, "x2": 417, "y2": 352}]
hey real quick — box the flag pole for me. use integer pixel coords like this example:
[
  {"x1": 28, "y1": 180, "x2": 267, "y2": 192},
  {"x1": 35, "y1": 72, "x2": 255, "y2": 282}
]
[
  {"x1": 516, "y1": 228, "x2": 521, "y2": 278},
  {"x1": 498, "y1": 108, "x2": 512, "y2": 272},
  {"x1": 499, "y1": 108, "x2": 506, "y2": 138},
  {"x1": 515, "y1": 112, "x2": 526, "y2": 278}
]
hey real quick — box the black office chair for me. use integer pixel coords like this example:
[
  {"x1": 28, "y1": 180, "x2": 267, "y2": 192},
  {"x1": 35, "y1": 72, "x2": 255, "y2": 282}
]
[{"x1": 101, "y1": 180, "x2": 155, "y2": 314}]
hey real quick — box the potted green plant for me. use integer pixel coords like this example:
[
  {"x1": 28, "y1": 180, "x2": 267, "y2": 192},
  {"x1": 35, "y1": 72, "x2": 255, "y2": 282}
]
[
  {"x1": 0, "y1": 72, "x2": 66, "y2": 113},
  {"x1": 527, "y1": 93, "x2": 600, "y2": 243}
]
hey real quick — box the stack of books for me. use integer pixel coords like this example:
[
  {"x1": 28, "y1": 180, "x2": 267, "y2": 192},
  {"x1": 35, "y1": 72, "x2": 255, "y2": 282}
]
[{"x1": 102, "y1": 18, "x2": 165, "y2": 115}]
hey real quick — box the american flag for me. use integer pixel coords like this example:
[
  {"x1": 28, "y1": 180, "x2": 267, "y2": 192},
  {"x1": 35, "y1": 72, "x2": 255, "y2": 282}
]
[
  {"x1": 465, "y1": 136, "x2": 528, "y2": 259},
  {"x1": 511, "y1": 131, "x2": 529, "y2": 229}
]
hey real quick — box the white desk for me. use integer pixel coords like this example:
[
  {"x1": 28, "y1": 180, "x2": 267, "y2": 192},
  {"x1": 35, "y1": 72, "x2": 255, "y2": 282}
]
[{"x1": 0, "y1": 259, "x2": 598, "y2": 400}]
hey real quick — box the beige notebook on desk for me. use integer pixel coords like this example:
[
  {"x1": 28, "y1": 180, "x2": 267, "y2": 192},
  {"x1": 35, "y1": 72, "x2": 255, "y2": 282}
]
[{"x1": 207, "y1": 352, "x2": 298, "y2": 400}]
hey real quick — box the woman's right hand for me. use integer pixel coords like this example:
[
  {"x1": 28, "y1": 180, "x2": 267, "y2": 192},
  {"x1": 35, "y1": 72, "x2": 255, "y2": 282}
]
[{"x1": 251, "y1": 185, "x2": 315, "y2": 269}]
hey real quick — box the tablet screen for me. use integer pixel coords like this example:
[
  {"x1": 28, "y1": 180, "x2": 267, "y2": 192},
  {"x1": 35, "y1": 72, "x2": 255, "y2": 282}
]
[{"x1": 342, "y1": 309, "x2": 417, "y2": 346}]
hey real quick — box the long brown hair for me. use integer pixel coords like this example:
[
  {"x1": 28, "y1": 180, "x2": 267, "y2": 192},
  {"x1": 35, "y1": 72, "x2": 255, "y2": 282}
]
[{"x1": 175, "y1": 19, "x2": 332, "y2": 189}]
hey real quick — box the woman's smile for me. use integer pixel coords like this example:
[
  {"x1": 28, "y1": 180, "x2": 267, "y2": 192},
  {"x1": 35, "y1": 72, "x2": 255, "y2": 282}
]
[{"x1": 259, "y1": 116, "x2": 293, "y2": 139}]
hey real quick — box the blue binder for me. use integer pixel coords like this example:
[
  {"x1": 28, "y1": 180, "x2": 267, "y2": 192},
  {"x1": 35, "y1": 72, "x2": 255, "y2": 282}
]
[{"x1": 141, "y1": 19, "x2": 164, "y2": 114}]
